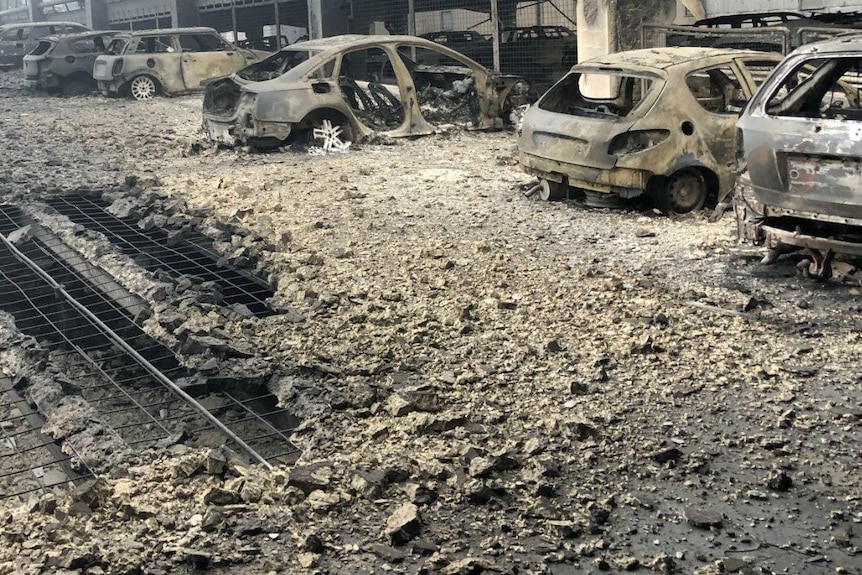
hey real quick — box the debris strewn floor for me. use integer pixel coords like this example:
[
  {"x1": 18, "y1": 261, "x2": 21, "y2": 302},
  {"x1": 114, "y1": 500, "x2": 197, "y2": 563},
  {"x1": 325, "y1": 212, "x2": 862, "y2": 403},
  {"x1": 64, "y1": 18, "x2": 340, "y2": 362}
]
[{"x1": 2, "y1": 69, "x2": 862, "y2": 575}]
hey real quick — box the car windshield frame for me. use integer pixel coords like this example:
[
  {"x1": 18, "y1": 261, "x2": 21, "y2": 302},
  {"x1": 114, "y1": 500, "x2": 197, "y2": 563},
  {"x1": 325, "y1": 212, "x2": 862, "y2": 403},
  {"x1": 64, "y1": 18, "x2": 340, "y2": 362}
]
[{"x1": 235, "y1": 47, "x2": 322, "y2": 81}]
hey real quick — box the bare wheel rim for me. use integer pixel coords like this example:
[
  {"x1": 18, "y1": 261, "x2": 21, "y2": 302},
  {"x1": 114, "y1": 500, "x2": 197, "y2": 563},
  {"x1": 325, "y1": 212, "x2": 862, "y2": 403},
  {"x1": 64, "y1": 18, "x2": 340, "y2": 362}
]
[
  {"x1": 665, "y1": 169, "x2": 706, "y2": 214},
  {"x1": 130, "y1": 76, "x2": 156, "y2": 101}
]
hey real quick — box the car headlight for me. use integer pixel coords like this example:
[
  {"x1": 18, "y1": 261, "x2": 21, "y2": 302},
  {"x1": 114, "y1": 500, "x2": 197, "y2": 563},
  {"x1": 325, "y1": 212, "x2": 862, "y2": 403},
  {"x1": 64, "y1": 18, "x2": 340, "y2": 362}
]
[{"x1": 608, "y1": 130, "x2": 669, "y2": 156}]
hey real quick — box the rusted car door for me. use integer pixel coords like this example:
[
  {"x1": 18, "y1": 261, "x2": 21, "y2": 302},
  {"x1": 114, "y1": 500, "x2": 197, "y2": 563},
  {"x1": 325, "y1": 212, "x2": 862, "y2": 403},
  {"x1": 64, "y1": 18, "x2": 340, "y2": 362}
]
[
  {"x1": 178, "y1": 33, "x2": 245, "y2": 90},
  {"x1": 681, "y1": 62, "x2": 752, "y2": 183}
]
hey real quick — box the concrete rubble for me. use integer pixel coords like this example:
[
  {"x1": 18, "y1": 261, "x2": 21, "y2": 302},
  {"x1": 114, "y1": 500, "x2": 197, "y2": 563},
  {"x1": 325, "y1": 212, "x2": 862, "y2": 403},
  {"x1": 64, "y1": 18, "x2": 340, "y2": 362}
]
[{"x1": 0, "y1": 69, "x2": 860, "y2": 574}]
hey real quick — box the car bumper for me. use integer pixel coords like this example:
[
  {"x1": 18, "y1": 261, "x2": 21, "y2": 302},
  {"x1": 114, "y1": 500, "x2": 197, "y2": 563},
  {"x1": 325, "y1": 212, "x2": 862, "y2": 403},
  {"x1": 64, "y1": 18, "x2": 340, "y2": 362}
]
[
  {"x1": 97, "y1": 80, "x2": 123, "y2": 96},
  {"x1": 202, "y1": 115, "x2": 292, "y2": 147},
  {"x1": 735, "y1": 176, "x2": 862, "y2": 256},
  {"x1": 26, "y1": 74, "x2": 60, "y2": 90},
  {"x1": 519, "y1": 150, "x2": 651, "y2": 198}
]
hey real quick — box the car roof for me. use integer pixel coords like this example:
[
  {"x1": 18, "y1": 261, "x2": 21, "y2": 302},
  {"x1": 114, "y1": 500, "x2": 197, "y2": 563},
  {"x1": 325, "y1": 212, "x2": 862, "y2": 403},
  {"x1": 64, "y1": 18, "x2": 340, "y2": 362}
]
[
  {"x1": 40, "y1": 30, "x2": 116, "y2": 42},
  {"x1": 110, "y1": 27, "x2": 221, "y2": 37},
  {"x1": 0, "y1": 21, "x2": 88, "y2": 30},
  {"x1": 790, "y1": 32, "x2": 862, "y2": 54},
  {"x1": 288, "y1": 34, "x2": 460, "y2": 51},
  {"x1": 580, "y1": 47, "x2": 780, "y2": 70}
]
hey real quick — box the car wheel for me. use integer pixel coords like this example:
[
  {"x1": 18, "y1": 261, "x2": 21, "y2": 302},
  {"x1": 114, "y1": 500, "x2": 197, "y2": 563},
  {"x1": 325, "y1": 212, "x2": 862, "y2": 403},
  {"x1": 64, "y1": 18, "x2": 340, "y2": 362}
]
[
  {"x1": 526, "y1": 179, "x2": 567, "y2": 201},
  {"x1": 655, "y1": 168, "x2": 707, "y2": 216},
  {"x1": 311, "y1": 118, "x2": 353, "y2": 152},
  {"x1": 130, "y1": 75, "x2": 158, "y2": 101},
  {"x1": 62, "y1": 79, "x2": 91, "y2": 97}
]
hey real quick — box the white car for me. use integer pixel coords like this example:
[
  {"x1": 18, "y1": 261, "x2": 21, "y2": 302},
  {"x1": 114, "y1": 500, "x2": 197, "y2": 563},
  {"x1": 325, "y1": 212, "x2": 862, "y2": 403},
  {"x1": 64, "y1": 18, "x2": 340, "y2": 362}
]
[{"x1": 93, "y1": 27, "x2": 269, "y2": 100}]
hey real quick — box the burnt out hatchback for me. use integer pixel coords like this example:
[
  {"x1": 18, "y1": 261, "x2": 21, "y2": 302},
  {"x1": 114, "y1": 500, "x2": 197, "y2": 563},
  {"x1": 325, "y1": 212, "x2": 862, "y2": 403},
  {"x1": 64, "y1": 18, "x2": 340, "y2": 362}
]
[
  {"x1": 202, "y1": 35, "x2": 529, "y2": 150},
  {"x1": 736, "y1": 35, "x2": 862, "y2": 278},
  {"x1": 518, "y1": 47, "x2": 781, "y2": 215},
  {"x1": 24, "y1": 31, "x2": 117, "y2": 95}
]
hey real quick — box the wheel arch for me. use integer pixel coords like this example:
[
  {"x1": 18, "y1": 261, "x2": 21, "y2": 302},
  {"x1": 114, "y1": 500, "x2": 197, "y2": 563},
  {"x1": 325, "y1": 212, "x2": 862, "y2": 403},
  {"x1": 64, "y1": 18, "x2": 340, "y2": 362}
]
[
  {"x1": 289, "y1": 107, "x2": 365, "y2": 142},
  {"x1": 660, "y1": 157, "x2": 720, "y2": 203},
  {"x1": 124, "y1": 72, "x2": 164, "y2": 96}
]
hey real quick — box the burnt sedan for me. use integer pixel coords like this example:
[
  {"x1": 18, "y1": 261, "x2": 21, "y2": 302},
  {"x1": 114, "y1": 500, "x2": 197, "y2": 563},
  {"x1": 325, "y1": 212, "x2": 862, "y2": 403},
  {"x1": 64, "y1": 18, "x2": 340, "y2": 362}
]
[
  {"x1": 518, "y1": 47, "x2": 781, "y2": 215},
  {"x1": 735, "y1": 35, "x2": 862, "y2": 278},
  {"x1": 202, "y1": 35, "x2": 529, "y2": 150}
]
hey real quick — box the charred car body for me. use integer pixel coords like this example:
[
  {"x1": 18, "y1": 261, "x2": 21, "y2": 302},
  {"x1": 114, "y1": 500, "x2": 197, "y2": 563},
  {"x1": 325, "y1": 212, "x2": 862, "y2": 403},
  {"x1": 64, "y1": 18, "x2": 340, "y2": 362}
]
[
  {"x1": 0, "y1": 21, "x2": 90, "y2": 70},
  {"x1": 202, "y1": 35, "x2": 529, "y2": 150},
  {"x1": 736, "y1": 34, "x2": 862, "y2": 277},
  {"x1": 24, "y1": 31, "x2": 117, "y2": 95},
  {"x1": 93, "y1": 27, "x2": 269, "y2": 100},
  {"x1": 518, "y1": 47, "x2": 782, "y2": 215}
]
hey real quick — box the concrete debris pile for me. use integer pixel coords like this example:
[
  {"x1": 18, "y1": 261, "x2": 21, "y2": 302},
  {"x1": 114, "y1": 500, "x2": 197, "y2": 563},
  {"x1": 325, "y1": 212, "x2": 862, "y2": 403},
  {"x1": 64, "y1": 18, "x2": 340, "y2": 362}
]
[{"x1": 0, "y1": 86, "x2": 860, "y2": 575}]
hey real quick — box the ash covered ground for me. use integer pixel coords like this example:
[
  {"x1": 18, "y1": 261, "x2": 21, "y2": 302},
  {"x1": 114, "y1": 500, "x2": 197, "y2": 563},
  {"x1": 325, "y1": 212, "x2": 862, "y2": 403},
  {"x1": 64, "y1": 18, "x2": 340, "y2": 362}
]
[{"x1": 2, "y1": 71, "x2": 862, "y2": 575}]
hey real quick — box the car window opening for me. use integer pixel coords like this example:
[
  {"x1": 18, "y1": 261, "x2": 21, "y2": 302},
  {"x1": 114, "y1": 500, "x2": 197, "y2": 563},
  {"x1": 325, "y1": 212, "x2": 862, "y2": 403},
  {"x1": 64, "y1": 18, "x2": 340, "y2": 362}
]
[
  {"x1": 236, "y1": 49, "x2": 315, "y2": 81},
  {"x1": 338, "y1": 47, "x2": 405, "y2": 131},
  {"x1": 396, "y1": 45, "x2": 479, "y2": 126},
  {"x1": 766, "y1": 57, "x2": 862, "y2": 120},
  {"x1": 685, "y1": 66, "x2": 747, "y2": 114},
  {"x1": 539, "y1": 72, "x2": 655, "y2": 118},
  {"x1": 106, "y1": 38, "x2": 127, "y2": 56}
]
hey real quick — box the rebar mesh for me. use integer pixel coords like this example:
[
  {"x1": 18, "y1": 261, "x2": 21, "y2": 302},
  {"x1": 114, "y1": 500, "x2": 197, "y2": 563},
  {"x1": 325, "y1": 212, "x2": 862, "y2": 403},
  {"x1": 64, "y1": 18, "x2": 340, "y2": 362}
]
[
  {"x1": 0, "y1": 377, "x2": 95, "y2": 500},
  {"x1": 46, "y1": 195, "x2": 276, "y2": 318},
  {"x1": 0, "y1": 204, "x2": 299, "y2": 499}
]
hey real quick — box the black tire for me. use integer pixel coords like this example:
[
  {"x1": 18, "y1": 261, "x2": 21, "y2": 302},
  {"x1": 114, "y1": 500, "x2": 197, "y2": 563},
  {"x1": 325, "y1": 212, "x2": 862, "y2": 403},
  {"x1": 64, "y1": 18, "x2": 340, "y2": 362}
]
[
  {"x1": 654, "y1": 168, "x2": 708, "y2": 216},
  {"x1": 534, "y1": 179, "x2": 567, "y2": 201}
]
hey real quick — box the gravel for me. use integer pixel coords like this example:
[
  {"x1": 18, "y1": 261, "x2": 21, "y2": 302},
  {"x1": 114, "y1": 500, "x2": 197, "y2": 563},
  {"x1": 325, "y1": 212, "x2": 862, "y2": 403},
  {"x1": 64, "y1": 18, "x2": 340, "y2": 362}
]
[{"x1": 1, "y1": 69, "x2": 862, "y2": 574}]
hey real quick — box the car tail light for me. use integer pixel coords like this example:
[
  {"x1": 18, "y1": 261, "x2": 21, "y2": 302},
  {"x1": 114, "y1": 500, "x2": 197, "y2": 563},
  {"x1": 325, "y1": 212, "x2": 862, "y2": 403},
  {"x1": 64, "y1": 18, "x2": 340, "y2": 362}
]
[
  {"x1": 112, "y1": 59, "x2": 124, "y2": 75},
  {"x1": 608, "y1": 130, "x2": 669, "y2": 156},
  {"x1": 735, "y1": 128, "x2": 745, "y2": 171}
]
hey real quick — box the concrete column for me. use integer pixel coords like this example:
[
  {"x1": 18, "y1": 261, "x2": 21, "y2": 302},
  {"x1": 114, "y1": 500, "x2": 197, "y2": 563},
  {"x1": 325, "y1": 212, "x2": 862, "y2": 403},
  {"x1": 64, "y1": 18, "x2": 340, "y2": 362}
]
[
  {"x1": 308, "y1": 0, "x2": 349, "y2": 38},
  {"x1": 85, "y1": 0, "x2": 109, "y2": 29},
  {"x1": 578, "y1": 0, "x2": 679, "y2": 61},
  {"x1": 307, "y1": 0, "x2": 322, "y2": 39},
  {"x1": 490, "y1": 0, "x2": 500, "y2": 72},
  {"x1": 576, "y1": 0, "x2": 615, "y2": 64}
]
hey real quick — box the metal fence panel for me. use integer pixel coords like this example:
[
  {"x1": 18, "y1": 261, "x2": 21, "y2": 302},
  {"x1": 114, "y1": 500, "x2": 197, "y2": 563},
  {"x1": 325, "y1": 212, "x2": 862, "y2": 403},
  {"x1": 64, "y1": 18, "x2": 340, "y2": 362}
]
[
  {"x1": 345, "y1": 0, "x2": 576, "y2": 92},
  {"x1": 197, "y1": 0, "x2": 308, "y2": 49}
]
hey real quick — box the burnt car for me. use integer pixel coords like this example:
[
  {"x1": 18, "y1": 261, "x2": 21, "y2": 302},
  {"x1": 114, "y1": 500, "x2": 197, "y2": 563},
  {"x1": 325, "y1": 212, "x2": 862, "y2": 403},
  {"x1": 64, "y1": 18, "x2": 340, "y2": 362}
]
[
  {"x1": 419, "y1": 30, "x2": 493, "y2": 68},
  {"x1": 518, "y1": 47, "x2": 782, "y2": 215},
  {"x1": 500, "y1": 26, "x2": 577, "y2": 92},
  {"x1": 24, "y1": 31, "x2": 117, "y2": 95},
  {"x1": 93, "y1": 27, "x2": 269, "y2": 100},
  {"x1": 0, "y1": 21, "x2": 90, "y2": 70},
  {"x1": 202, "y1": 35, "x2": 529, "y2": 150},
  {"x1": 668, "y1": 11, "x2": 860, "y2": 54},
  {"x1": 735, "y1": 34, "x2": 862, "y2": 277}
]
